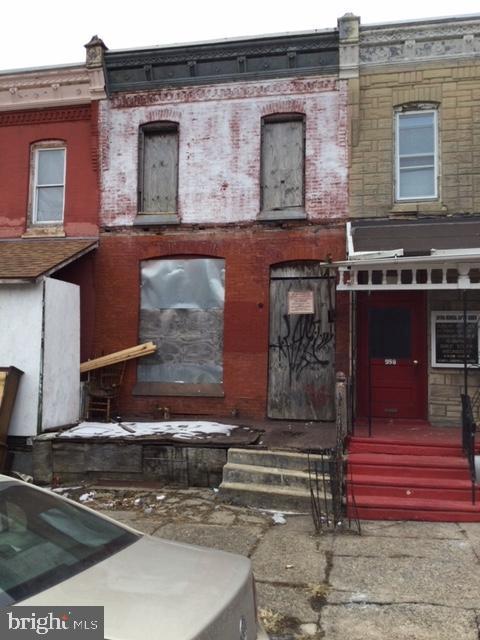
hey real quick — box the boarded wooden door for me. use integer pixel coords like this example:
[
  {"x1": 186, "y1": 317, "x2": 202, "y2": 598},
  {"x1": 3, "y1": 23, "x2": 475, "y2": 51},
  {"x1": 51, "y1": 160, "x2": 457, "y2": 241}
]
[{"x1": 267, "y1": 263, "x2": 335, "y2": 420}]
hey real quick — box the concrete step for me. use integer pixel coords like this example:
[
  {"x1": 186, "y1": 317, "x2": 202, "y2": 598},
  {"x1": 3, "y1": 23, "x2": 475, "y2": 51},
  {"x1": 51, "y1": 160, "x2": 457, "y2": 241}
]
[
  {"x1": 219, "y1": 481, "x2": 322, "y2": 512},
  {"x1": 222, "y1": 462, "x2": 329, "y2": 490},
  {"x1": 227, "y1": 447, "x2": 332, "y2": 473}
]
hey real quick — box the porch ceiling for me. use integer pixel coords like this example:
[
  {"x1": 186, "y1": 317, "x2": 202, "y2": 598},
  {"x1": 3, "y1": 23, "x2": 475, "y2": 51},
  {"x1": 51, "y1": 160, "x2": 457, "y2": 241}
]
[{"x1": 0, "y1": 238, "x2": 98, "y2": 283}]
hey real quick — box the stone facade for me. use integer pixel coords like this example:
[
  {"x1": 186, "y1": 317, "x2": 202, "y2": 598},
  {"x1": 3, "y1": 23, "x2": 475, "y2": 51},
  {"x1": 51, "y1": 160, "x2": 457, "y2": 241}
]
[
  {"x1": 428, "y1": 291, "x2": 480, "y2": 426},
  {"x1": 346, "y1": 14, "x2": 480, "y2": 219},
  {"x1": 339, "y1": 14, "x2": 480, "y2": 426}
]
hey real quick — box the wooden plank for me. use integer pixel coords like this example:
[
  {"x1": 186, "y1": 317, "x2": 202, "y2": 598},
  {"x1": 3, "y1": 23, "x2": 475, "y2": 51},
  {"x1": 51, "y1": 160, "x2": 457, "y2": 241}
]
[
  {"x1": 143, "y1": 130, "x2": 178, "y2": 213},
  {"x1": 0, "y1": 372, "x2": 6, "y2": 405},
  {"x1": 80, "y1": 342, "x2": 157, "y2": 373},
  {"x1": 262, "y1": 119, "x2": 304, "y2": 211}
]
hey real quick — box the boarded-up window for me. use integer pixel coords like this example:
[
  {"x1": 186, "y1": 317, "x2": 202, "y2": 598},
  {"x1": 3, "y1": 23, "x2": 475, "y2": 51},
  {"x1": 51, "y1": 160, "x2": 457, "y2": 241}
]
[
  {"x1": 261, "y1": 114, "x2": 305, "y2": 213},
  {"x1": 138, "y1": 258, "x2": 225, "y2": 384},
  {"x1": 139, "y1": 122, "x2": 178, "y2": 213}
]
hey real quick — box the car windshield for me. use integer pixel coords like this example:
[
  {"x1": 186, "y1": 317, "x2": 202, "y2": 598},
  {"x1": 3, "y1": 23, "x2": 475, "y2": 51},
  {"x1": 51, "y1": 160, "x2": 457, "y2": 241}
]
[{"x1": 0, "y1": 482, "x2": 138, "y2": 606}]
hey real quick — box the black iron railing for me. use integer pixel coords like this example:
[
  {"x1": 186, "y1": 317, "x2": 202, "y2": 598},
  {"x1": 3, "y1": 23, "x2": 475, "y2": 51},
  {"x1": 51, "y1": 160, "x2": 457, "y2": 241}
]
[{"x1": 461, "y1": 393, "x2": 477, "y2": 505}]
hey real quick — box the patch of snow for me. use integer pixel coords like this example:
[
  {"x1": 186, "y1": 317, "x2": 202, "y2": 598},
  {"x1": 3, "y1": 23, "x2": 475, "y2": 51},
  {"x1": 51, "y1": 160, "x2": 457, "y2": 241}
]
[
  {"x1": 79, "y1": 492, "x2": 96, "y2": 503},
  {"x1": 272, "y1": 512, "x2": 287, "y2": 525},
  {"x1": 156, "y1": 495, "x2": 166, "y2": 501},
  {"x1": 51, "y1": 485, "x2": 82, "y2": 493},
  {"x1": 258, "y1": 508, "x2": 302, "y2": 516},
  {"x1": 134, "y1": 498, "x2": 142, "y2": 506},
  {"x1": 59, "y1": 421, "x2": 240, "y2": 440}
]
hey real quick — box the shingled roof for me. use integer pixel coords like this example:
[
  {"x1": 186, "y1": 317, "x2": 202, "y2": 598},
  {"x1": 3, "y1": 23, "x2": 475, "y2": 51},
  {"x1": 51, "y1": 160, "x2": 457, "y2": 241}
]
[{"x1": 0, "y1": 238, "x2": 97, "y2": 282}]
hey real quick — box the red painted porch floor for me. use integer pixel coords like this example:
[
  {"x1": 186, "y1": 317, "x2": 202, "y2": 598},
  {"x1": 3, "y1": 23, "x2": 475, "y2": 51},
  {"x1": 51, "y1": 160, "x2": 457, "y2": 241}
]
[{"x1": 347, "y1": 419, "x2": 480, "y2": 522}]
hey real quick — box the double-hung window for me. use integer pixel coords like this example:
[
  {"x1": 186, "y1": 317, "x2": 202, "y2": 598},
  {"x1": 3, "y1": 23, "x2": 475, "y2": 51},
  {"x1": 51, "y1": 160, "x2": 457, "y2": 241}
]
[
  {"x1": 395, "y1": 110, "x2": 437, "y2": 201},
  {"x1": 32, "y1": 145, "x2": 66, "y2": 224}
]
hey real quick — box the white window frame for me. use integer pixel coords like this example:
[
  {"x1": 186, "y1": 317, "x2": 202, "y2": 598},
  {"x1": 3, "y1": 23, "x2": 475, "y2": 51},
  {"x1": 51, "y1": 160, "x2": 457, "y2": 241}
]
[
  {"x1": 395, "y1": 109, "x2": 438, "y2": 202},
  {"x1": 431, "y1": 311, "x2": 480, "y2": 368},
  {"x1": 32, "y1": 144, "x2": 66, "y2": 225}
]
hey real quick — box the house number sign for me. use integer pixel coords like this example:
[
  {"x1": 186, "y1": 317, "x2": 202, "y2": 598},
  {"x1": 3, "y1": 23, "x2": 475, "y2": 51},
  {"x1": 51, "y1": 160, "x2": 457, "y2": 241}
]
[{"x1": 384, "y1": 359, "x2": 397, "y2": 365}]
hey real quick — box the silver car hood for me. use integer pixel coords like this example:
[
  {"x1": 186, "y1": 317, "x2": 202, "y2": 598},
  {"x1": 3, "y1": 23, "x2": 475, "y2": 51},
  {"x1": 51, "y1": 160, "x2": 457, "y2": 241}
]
[{"x1": 20, "y1": 535, "x2": 257, "y2": 640}]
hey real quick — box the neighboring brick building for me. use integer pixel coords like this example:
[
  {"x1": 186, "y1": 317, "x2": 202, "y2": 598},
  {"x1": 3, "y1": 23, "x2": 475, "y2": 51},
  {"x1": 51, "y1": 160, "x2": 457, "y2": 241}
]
[
  {"x1": 337, "y1": 14, "x2": 480, "y2": 426},
  {"x1": 0, "y1": 40, "x2": 105, "y2": 446},
  {"x1": 94, "y1": 28, "x2": 350, "y2": 422}
]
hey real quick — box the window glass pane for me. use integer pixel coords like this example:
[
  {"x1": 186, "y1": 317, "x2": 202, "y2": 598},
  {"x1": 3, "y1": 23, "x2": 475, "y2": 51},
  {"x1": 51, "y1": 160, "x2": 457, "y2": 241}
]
[
  {"x1": 37, "y1": 149, "x2": 65, "y2": 185},
  {"x1": 36, "y1": 187, "x2": 64, "y2": 222},
  {"x1": 400, "y1": 155, "x2": 434, "y2": 169},
  {"x1": 0, "y1": 484, "x2": 136, "y2": 606},
  {"x1": 399, "y1": 113, "x2": 434, "y2": 155},
  {"x1": 399, "y1": 167, "x2": 435, "y2": 198},
  {"x1": 138, "y1": 258, "x2": 225, "y2": 384},
  {"x1": 369, "y1": 308, "x2": 411, "y2": 359}
]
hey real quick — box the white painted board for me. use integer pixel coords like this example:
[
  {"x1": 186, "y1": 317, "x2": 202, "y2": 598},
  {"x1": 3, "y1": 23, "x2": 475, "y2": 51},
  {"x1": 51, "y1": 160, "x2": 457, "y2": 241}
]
[
  {"x1": 0, "y1": 283, "x2": 43, "y2": 436},
  {"x1": 42, "y1": 278, "x2": 80, "y2": 430}
]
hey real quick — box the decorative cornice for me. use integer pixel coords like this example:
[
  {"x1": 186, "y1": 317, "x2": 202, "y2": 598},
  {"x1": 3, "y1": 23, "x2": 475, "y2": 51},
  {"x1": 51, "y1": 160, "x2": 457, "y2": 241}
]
[
  {"x1": 0, "y1": 64, "x2": 106, "y2": 111},
  {"x1": 105, "y1": 31, "x2": 338, "y2": 92},
  {"x1": 0, "y1": 105, "x2": 91, "y2": 127},
  {"x1": 360, "y1": 16, "x2": 480, "y2": 66},
  {"x1": 110, "y1": 76, "x2": 339, "y2": 109}
]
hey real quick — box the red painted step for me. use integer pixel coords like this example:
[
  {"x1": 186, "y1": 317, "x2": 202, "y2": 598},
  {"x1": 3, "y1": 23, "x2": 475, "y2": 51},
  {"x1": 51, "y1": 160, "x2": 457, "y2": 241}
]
[
  {"x1": 348, "y1": 473, "x2": 476, "y2": 490},
  {"x1": 348, "y1": 482, "x2": 479, "y2": 502},
  {"x1": 347, "y1": 495, "x2": 480, "y2": 522},
  {"x1": 346, "y1": 435, "x2": 479, "y2": 521},
  {"x1": 349, "y1": 462, "x2": 470, "y2": 481},
  {"x1": 348, "y1": 439, "x2": 462, "y2": 457}
]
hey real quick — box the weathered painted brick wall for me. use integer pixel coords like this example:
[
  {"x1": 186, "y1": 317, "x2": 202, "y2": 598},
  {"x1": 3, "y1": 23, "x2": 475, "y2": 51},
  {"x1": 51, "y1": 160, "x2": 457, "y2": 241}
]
[
  {"x1": 428, "y1": 291, "x2": 480, "y2": 426},
  {"x1": 350, "y1": 61, "x2": 480, "y2": 218},
  {"x1": 99, "y1": 77, "x2": 348, "y2": 226},
  {"x1": 92, "y1": 225, "x2": 348, "y2": 420}
]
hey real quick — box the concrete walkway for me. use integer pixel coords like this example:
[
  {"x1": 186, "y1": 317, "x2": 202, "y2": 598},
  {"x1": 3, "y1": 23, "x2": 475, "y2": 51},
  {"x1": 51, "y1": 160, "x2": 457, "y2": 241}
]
[{"x1": 65, "y1": 485, "x2": 480, "y2": 639}]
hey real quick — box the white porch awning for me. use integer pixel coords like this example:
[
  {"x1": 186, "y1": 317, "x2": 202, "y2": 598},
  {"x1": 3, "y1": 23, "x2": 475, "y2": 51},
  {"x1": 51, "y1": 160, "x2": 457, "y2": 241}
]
[
  {"x1": 335, "y1": 220, "x2": 480, "y2": 291},
  {"x1": 336, "y1": 252, "x2": 480, "y2": 291}
]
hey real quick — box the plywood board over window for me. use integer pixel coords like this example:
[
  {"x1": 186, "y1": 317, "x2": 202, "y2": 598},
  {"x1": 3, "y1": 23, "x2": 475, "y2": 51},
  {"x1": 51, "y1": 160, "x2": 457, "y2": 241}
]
[
  {"x1": 135, "y1": 257, "x2": 225, "y2": 397},
  {"x1": 259, "y1": 114, "x2": 306, "y2": 221},
  {"x1": 136, "y1": 122, "x2": 179, "y2": 225}
]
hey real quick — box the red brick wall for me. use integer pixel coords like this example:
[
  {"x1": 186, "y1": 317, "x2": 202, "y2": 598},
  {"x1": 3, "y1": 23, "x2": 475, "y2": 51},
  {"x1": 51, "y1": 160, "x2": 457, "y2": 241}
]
[
  {"x1": 0, "y1": 105, "x2": 99, "y2": 238},
  {"x1": 93, "y1": 224, "x2": 348, "y2": 420}
]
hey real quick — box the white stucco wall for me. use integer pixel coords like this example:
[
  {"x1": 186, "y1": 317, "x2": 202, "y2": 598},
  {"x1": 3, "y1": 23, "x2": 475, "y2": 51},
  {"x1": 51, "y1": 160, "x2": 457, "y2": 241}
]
[
  {"x1": 0, "y1": 283, "x2": 43, "y2": 436},
  {"x1": 99, "y1": 77, "x2": 348, "y2": 226},
  {"x1": 42, "y1": 278, "x2": 80, "y2": 430}
]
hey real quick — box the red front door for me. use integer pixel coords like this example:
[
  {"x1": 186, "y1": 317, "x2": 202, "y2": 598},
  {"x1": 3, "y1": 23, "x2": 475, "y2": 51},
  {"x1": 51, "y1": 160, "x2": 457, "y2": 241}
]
[{"x1": 357, "y1": 292, "x2": 427, "y2": 420}]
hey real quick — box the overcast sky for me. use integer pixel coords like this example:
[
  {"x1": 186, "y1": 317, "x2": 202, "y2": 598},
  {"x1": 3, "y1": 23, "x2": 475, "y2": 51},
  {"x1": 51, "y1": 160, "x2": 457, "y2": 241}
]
[{"x1": 2, "y1": 0, "x2": 479, "y2": 71}]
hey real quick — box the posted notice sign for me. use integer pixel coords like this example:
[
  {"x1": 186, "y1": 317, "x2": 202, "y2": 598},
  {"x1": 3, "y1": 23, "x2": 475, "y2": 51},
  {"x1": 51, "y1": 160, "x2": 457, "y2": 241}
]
[{"x1": 288, "y1": 291, "x2": 314, "y2": 315}]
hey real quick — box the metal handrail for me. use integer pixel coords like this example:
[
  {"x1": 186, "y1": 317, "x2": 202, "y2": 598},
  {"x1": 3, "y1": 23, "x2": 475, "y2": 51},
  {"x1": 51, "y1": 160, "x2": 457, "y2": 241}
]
[{"x1": 461, "y1": 394, "x2": 477, "y2": 505}]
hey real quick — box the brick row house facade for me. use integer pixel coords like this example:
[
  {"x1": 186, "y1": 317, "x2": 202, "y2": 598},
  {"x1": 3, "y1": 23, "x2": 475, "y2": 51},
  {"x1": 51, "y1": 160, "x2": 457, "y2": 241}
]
[
  {"x1": 93, "y1": 29, "x2": 350, "y2": 423},
  {"x1": 0, "y1": 39, "x2": 105, "y2": 463}
]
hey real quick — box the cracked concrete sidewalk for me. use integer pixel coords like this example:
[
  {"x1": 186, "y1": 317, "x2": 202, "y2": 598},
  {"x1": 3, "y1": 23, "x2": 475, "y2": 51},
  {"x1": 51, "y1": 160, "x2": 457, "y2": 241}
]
[{"x1": 64, "y1": 485, "x2": 480, "y2": 639}]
